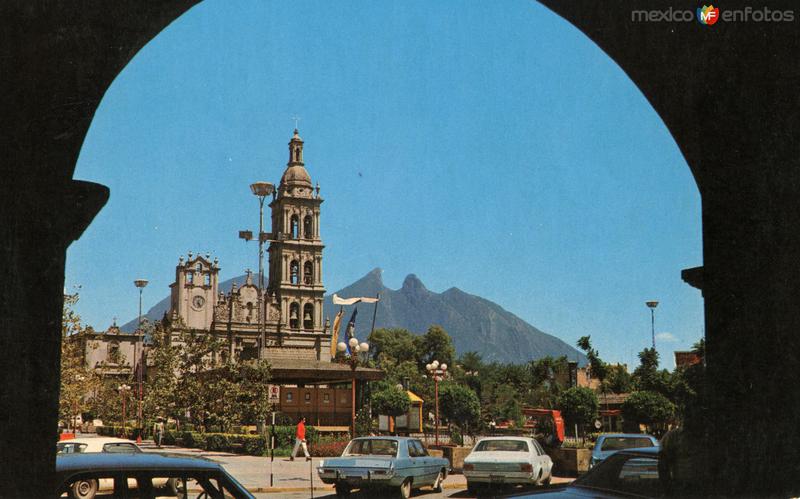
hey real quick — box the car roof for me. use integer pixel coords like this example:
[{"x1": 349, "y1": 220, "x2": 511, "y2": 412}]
[
  {"x1": 597, "y1": 433, "x2": 657, "y2": 439},
  {"x1": 351, "y1": 436, "x2": 414, "y2": 441},
  {"x1": 614, "y1": 447, "x2": 661, "y2": 456},
  {"x1": 59, "y1": 437, "x2": 137, "y2": 445},
  {"x1": 56, "y1": 452, "x2": 220, "y2": 474},
  {"x1": 475, "y1": 436, "x2": 532, "y2": 441}
]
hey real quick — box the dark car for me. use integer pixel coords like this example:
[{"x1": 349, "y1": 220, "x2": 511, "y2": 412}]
[
  {"x1": 509, "y1": 447, "x2": 665, "y2": 498},
  {"x1": 56, "y1": 452, "x2": 254, "y2": 499}
]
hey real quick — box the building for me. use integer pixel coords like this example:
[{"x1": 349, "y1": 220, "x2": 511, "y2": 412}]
[{"x1": 161, "y1": 130, "x2": 382, "y2": 426}]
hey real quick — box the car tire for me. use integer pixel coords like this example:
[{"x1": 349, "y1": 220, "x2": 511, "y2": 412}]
[
  {"x1": 71, "y1": 479, "x2": 97, "y2": 499},
  {"x1": 334, "y1": 484, "x2": 351, "y2": 497},
  {"x1": 466, "y1": 480, "x2": 478, "y2": 495},
  {"x1": 542, "y1": 473, "x2": 552, "y2": 486},
  {"x1": 432, "y1": 470, "x2": 444, "y2": 492},
  {"x1": 399, "y1": 478, "x2": 412, "y2": 499}
]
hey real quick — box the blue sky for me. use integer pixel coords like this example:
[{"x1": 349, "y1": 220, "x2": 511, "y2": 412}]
[{"x1": 67, "y1": 0, "x2": 703, "y2": 368}]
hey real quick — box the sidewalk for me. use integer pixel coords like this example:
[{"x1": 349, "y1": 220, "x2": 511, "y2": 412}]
[{"x1": 139, "y1": 441, "x2": 571, "y2": 494}]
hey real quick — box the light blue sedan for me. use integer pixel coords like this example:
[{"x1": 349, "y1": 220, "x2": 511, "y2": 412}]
[{"x1": 317, "y1": 436, "x2": 450, "y2": 498}]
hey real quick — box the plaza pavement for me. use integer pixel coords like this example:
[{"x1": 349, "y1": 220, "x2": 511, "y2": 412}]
[{"x1": 137, "y1": 439, "x2": 573, "y2": 496}]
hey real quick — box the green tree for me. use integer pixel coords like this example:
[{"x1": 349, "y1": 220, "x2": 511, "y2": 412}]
[
  {"x1": 143, "y1": 321, "x2": 180, "y2": 424},
  {"x1": 605, "y1": 364, "x2": 633, "y2": 394},
  {"x1": 632, "y1": 347, "x2": 672, "y2": 396},
  {"x1": 60, "y1": 292, "x2": 100, "y2": 430},
  {"x1": 439, "y1": 383, "x2": 480, "y2": 435},
  {"x1": 622, "y1": 390, "x2": 675, "y2": 430},
  {"x1": 556, "y1": 386, "x2": 599, "y2": 435},
  {"x1": 368, "y1": 328, "x2": 418, "y2": 365},
  {"x1": 577, "y1": 336, "x2": 608, "y2": 383},
  {"x1": 414, "y1": 325, "x2": 455, "y2": 369},
  {"x1": 371, "y1": 385, "x2": 411, "y2": 418}
]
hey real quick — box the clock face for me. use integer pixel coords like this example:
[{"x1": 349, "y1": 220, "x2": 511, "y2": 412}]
[{"x1": 192, "y1": 295, "x2": 205, "y2": 309}]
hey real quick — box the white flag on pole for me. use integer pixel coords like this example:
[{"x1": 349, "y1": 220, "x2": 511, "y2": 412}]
[{"x1": 332, "y1": 293, "x2": 380, "y2": 305}]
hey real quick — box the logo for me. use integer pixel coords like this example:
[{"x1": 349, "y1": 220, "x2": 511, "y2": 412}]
[{"x1": 697, "y1": 5, "x2": 720, "y2": 25}]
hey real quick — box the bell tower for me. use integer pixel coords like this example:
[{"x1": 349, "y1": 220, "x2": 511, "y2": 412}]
[{"x1": 267, "y1": 129, "x2": 326, "y2": 336}]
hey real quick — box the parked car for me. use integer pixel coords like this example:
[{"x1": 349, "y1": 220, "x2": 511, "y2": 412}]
[
  {"x1": 317, "y1": 436, "x2": 449, "y2": 498},
  {"x1": 57, "y1": 437, "x2": 143, "y2": 455},
  {"x1": 57, "y1": 452, "x2": 254, "y2": 499},
  {"x1": 509, "y1": 447, "x2": 663, "y2": 498},
  {"x1": 463, "y1": 437, "x2": 553, "y2": 493},
  {"x1": 590, "y1": 433, "x2": 659, "y2": 468},
  {"x1": 56, "y1": 438, "x2": 172, "y2": 498}
]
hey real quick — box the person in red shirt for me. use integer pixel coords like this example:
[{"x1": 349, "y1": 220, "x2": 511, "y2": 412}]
[{"x1": 290, "y1": 416, "x2": 311, "y2": 461}]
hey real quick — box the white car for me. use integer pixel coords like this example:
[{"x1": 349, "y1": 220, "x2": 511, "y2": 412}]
[
  {"x1": 463, "y1": 436, "x2": 553, "y2": 493},
  {"x1": 56, "y1": 437, "x2": 175, "y2": 498}
]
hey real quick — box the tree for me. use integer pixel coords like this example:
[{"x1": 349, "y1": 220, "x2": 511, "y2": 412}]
[
  {"x1": 632, "y1": 347, "x2": 672, "y2": 396},
  {"x1": 414, "y1": 325, "x2": 455, "y2": 369},
  {"x1": 605, "y1": 364, "x2": 633, "y2": 394},
  {"x1": 60, "y1": 292, "x2": 100, "y2": 430},
  {"x1": 371, "y1": 385, "x2": 411, "y2": 419},
  {"x1": 622, "y1": 390, "x2": 675, "y2": 429},
  {"x1": 439, "y1": 383, "x2": 480, "y2": 435},
  {"x1": 556, "y1": 386, "x2": 599, "y2": 435},
  {"x1": 577, "y1": 336, "x2": 608, "y2": 383},
  {"x1": 368, "y1": 328, "x2": 417, "y2": 365}
]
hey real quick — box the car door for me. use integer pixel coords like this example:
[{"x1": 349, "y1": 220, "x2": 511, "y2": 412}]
[
  {"x1": 531, "y1": 439, "x2": 551, "y2": 478},
  {"x1": 410, "y1": 440, "x2": 435, "y2": 484}
]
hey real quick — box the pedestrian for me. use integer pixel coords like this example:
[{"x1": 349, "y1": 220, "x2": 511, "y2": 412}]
[
  {"x1": 154, "y1": 418, "x2": 164, "y2": 448},
  {"x1": 290, "y1": 416, "x2": 311, "y2": 461}
]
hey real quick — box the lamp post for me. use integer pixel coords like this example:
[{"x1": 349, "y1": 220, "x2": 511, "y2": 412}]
[
  {"x1": 426, "y1": 360, "x2": 448, "y2": 447},
  {"x1": 72, "y1": 374, "x2": 84, "y2": 433},
  {"x1": 337, "y1": 338, "x2": 369, "y2": 438},
  {"x1": 646, "y1": 301, "x2": 659, "y2": 349},
  {"x1": 118, "y1": 384, "x2": 131, "y2": 436},
  {"x1": 240, "y1": 181, "x2": 275, "y2": 358},
  {"x1": 133, "y1": 279, "x2": 148, "y2": 431}
]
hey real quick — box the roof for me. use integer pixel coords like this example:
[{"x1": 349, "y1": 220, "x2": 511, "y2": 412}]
[
  {"x1": 475, "y1": 436, "x2": 533, "y2": 442},
  {"x1": 407, "y1": 390, "x2": 423, "y2": 403},
  {"x1": 268, "y1": 358, "x2": 384, "y2": 382},
  {"x1": 56, "y1": 453, "x2": 219, "y2": 474},
  {"x1": 59, "y1": 437, "x2": 134, "y2": 445},
  {"x1": 597, "y1": 393, "x2": 630, "y2": 405},
  {"x1": 351, "y1": 436, "x2": 417, "y2": 441},
  {"x1": 596, "y1": 433, "x2": 658, "y2": 440},
  {"x1": 280, "y1": 164, "x2": 312, "y2": 187}
]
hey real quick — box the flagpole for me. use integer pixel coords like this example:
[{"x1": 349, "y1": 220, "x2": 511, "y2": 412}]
[{"x1": 369, "y1": 293, "x2": 380, "y2": 335}]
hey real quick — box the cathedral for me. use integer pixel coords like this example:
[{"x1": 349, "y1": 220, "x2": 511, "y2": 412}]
[{"x1": 162, "y1": 129, "x2": 382, "y2": 426}]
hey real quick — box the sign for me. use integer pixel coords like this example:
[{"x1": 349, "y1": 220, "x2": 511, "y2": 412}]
[
  {"x1": 268, "y1": 384, "x2": 280, "y2": 405},
  {"x1": 594, "y1": 419, "x2": 602, "y2": 430}
]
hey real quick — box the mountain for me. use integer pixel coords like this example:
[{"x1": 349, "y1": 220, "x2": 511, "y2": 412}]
[{"x1": 122, "y1": 268, "x2": 586, "y2": 365}]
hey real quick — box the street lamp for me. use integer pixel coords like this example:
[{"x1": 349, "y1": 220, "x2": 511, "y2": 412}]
[
  {"x1": 133, "y1": 279, "x2": 148, "y2": 432},
  {"x1": 426, "y1": 360, "x2": 448, "y2": 447},
  {"x1": 117, "y1": 384, "x2": 131, "y2": 436},
  {"x1": 240, "y1": 181, "x2": 275, "y2": 358},
  {"x1": 646, "y1": 301, "x2": 659, "y2": 349},
  {"x1": 72, "y1": 374, "x2": 85, "y2": 433},
  {"x1": 337, "y1": 337, "x2": 369, "y2": 438}
]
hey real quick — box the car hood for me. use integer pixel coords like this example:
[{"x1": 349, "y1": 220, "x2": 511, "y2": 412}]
[
  {"x1": 512, "y1": 485, "x2": 630, "y2": 498},
  {"x1": 319, "y1": 456, "x2": 394, "y2": 468},
  {"x1": 465, "y1": 451, "x2": 538, "y2": 463}
]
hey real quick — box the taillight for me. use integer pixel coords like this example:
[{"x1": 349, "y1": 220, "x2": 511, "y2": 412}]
[
  {"x1": 463, "y1": 463, "x2": 474, "y2": 471},
  {"x1": 520, "y1": 463, "x2": 533, "y2": 472}
]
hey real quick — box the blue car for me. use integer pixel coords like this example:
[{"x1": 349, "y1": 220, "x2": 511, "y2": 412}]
[
  {"x1": 590, "y1": 433, "x2": 659, "y2": 468},
  {"x1": 318, "y1": 436, "x2": 450, "y2": 498}
]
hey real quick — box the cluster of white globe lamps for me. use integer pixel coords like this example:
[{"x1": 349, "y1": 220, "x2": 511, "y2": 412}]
[
  {"x1": 337, "y1": 337, "x2": 369, "y2": 355},
  {"x1": 426, "y1": 360, "x2": 448, "y2": 375}
]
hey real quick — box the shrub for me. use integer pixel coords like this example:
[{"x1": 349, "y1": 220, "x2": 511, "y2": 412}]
[{"x1": 312, "y1": 440, "x2": 348, "y2": 457}]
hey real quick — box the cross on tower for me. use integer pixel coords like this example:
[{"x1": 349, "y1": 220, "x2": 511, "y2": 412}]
[{"x1": 292, "y1": 115, "x2": 301, "y2": 130}]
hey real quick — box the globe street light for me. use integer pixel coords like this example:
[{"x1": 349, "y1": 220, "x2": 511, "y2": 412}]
[
  {"x1": 338, "y1": 337, "x2": 369, "y2": 437},
  {"x1": 426, "y1": 360, "x2": 448, "y2": 447},
  {"x1": 133, "y1": 279, "x2": 148, "y2": 432},
  {"x1": 646, "y1": 301, "x2": 659, "y2": 349}
]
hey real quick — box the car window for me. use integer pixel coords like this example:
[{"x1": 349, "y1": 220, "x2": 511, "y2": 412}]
[
  {"x1": 408, "y1": 440, "x2": 427, "y2": 457},
  {"x1": 474, "y1": 440, "x2": 529, "y2": 452},
  {"x1": 574, "y1": 453, "x2": 662, "y2": 498},
  {"x1": 600, "y1": 437, "x2": 655, "y2": 451},
  {"x1": 344, "y1": 439, "x2": 398, "y2": 457},
  {"x1": 57, "y1": 442, "x2": 88, "y2": 454},
  {"x1": 532, "y1": 440, "x2": 546, "y2": 456},
  {"x1": 60, "y1": 471, "x2": 249, "y2": 499},
  {"x1": 102, "y1": 442, "x2": 141, "y2": 453}
]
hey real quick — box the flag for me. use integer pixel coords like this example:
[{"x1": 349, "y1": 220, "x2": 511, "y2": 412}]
[
  {"x1": 330, "y1": 308, "x2": 344, "y2": 358},
  {"x1": 345, "y1": 307, "x2": 358, "y2": 355},
  {"x1": 332, "y1": 294, "x2": 380, "y2": 305}
]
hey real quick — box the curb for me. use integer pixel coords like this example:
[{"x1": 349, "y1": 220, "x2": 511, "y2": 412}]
[{"x1": 247, "y1": 482, "x2": 467, "y2": 493}]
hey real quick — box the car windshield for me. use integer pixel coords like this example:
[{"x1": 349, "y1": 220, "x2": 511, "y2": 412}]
[
  {"x1": 574, "y1": 453, "x2": 663, "y2": 497},
  {"x1": 600, "y1": 437, "x2": 655, "y2": 451},
  {"x1": 57, "y1": 442, "x2": 88, "y2": 454},
  {"x1": 474, "y1": 440, "x2": 529, "y2": 452},
  {"x1": 343, "y1": 439, "x2": 398, "y2": 457}
]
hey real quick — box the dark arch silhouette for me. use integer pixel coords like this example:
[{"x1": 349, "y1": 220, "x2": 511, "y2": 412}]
[{"x1": 2, "y1": 2, "x2": 798, "y2": 495}]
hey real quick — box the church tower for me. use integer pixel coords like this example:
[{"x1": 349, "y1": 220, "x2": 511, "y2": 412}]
[{"x1": 267, "y1": 129, "x2": 326, "y2": 336}]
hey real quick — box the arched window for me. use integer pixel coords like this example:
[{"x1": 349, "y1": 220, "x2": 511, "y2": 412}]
[
  {"x1": 186, "y1": 272, "x2": 194, "y2": 284},
  {"x1": 303, "y1": 303, "x2": 314, "y2": 330},
  {"x1": 303, "y1": 261, "x2": 313, "y2": 285},
  {"x1": 289, "y1": 302, "x2": 300, "y2": 329},
  {"x1": 246, "y1": 302, "x2": 253, "y2": 323},
  {"x1": 295, "y1": 146, "x2": 302, "y2": 162},
  {"x1": 196, "y1": 263, "x2": 202, "y2": 272},
  {"x1": 290, "y1": 215, "x2": 299, "y2": 239},
  {"x1": 204, "y1": 273, "x2": 211, "y2": 286},
  {"x1": 303, "y1": 215, "x2": 313, "y2": 239},
  {"x1": 290, "y1": 260, "x2": 299, "y2": 284},
  {"x1": 107, "y1": 342, "x2": 120, "y2": 363}
]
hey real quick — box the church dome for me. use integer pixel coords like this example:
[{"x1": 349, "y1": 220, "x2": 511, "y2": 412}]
[{"x1": 281, "y1": 164, "x2": 312, "y2": 188}]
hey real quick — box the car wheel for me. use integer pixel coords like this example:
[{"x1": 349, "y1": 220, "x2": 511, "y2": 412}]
[
  {"x1": 334, "y1": 484, "x2": 351, "y2": 497},
  {"x1": 466, "y1": 480, "x2": 478, "y2": 496},
  {"x1": 542, "y1": 474, "x2": 552, "y2": 486},
  {"x1": 398, "y1": 478, "x2": 413, "y2": 499},
  {"x1": 71, "y1": 479, "x2": 97, "y2": 499},
  {"x1": 432, "y1": 470, "x2": 444, "y2": 492}
]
